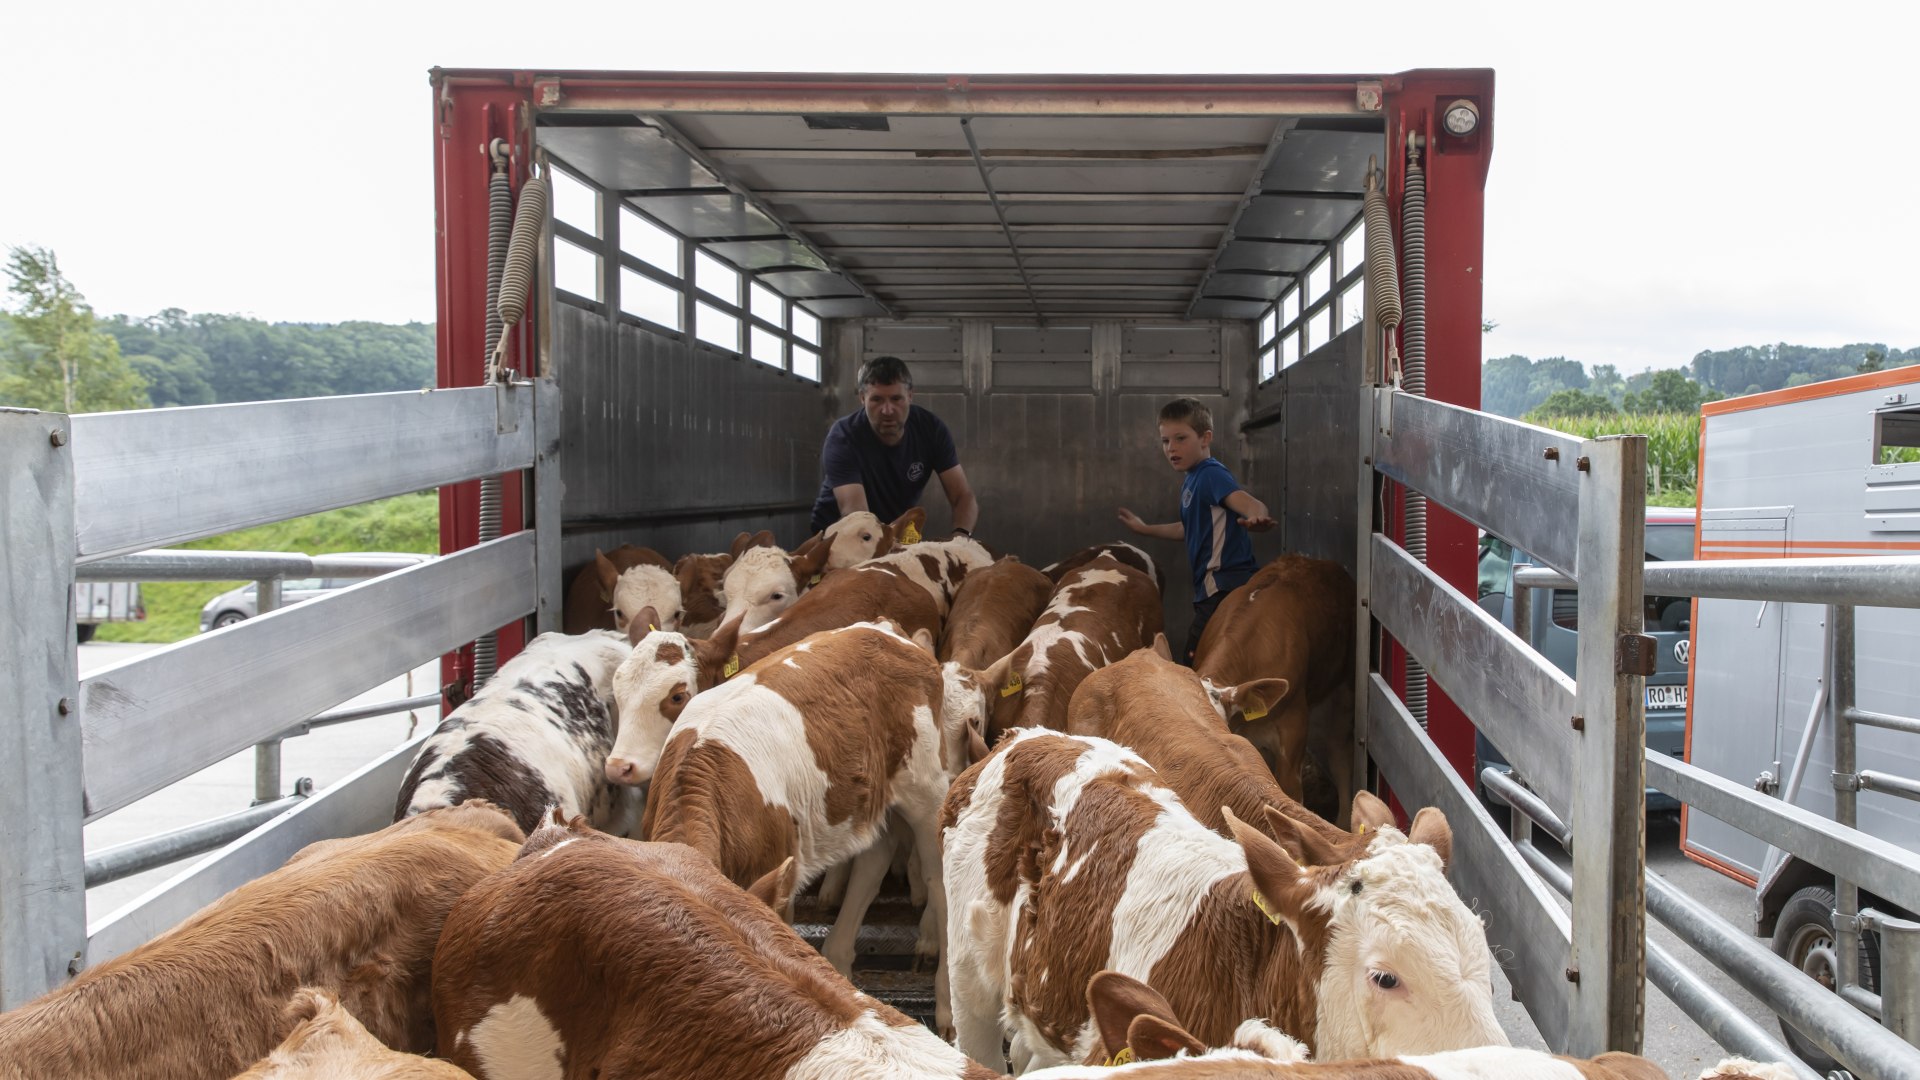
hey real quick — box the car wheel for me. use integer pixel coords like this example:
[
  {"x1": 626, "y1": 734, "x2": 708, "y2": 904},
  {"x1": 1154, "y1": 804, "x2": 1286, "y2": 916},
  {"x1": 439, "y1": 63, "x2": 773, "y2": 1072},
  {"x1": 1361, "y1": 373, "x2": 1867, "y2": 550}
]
[
  {"x1": 75, "y1": 622, "x2": 96, "y2": 644},
  {"x1": 1772, "y1": 885, "x2": 1878, "y2": 1072},
  {"x1": 213, "y1": 611, "x2": 247, "y2": 629}
]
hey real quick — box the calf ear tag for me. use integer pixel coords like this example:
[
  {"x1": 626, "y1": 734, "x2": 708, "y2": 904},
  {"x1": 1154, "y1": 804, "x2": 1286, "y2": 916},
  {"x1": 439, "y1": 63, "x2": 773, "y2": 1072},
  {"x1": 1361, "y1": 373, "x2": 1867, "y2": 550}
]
[
  {"x1": 1000, "y1": 670, "x2": 1024, "y2": 697},
  {"x1": 902, "y1": 522, "x2": 922, "y2": 545},
  {"x1": 1242, "y1": 701, "x2": 1268, "y2": 722},
  {"x1": 1103, "y1": 1047, "x2": 1136, "y2": 1067},
  {"x1": 1252, "y1": 888, "x2": 1285, "y2": 926},
  {"x1": 808, "y1": 573, "x2": 823, "y2": 586},
  {"x1": 722, "y1": 654, "x2": 741, "y2": 678}
]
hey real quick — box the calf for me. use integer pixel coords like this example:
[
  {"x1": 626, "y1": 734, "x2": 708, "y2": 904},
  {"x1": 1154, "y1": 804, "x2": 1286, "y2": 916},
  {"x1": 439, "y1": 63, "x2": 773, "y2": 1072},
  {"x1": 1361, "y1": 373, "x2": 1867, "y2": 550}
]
[
  {"x1": 637, "y1": 622, "x2": 1001, "y2": 1027},
  {"x1": 989, "y1": 555, "x2": 1163, "y2": 738},
  {"x1": 395, "y1": 630, "x2": 640, "y2": 836},
  {"x1": 1066, "y1": 640, "x2": 1393, "y2": 856},
  {"x1": 672, "y1": 550, "x2": 732, "y2": 638},
  {"x1": 1018, "y1": 971, "x2": 1669, "y2": 1078},
  {"x1": 819, "y1": 506, "x2": 927, "y2": 570},
  {"x1": 0, "y1": 804, "x2": 522, "y2": 1080},
  {"x1": 940, "y1": 556, "x2": 1053, "y2": 669},
  {"x1": 1194, "y1": 554, "x2": 1357, "y2": 820},
  {"x1": 602, "y1": 614, "x2": 741, "y2": 787},
  {"x1": 721, "y1": 529, "x2": 832, "y2": 633},
  {"x1": 432, "y1": 818, "x2": 1003, "y2": 1080},
  {"x1": 232, "y1": 989, "x2": 475, "y2": 1079},
  {"x1": 942, "y1": 730, "x2": 1503, "y2": 1073},
  {"x1": 563, "y1": 544, "x2": 674, "y2": 635},
  {"x1": 1043, "y1": 540, "x2": 1164, "y2": 596}
]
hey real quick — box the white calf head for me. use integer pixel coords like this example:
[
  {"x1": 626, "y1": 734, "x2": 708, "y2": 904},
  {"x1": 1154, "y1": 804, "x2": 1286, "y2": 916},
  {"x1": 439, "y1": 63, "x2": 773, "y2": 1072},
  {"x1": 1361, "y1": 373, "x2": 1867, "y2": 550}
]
[
  {"x1": 939, "y1": 652, "x2": 1012, "y2": 772},
  {"x1": 606, "y1": 629, "x2": 702, "y2": 786},
  {"x1": 721, "y1": 543, "x2": 829, "y2": 633},
  {"x1": 1226, "y1": 806, "x2": 1505, "y2": 1061},
  {"x1": 820, "y1": 506, "x2": 926, "y2": 570},
  {"x1": 609, "y1": 564, "x2": 682, "y2": 636}
]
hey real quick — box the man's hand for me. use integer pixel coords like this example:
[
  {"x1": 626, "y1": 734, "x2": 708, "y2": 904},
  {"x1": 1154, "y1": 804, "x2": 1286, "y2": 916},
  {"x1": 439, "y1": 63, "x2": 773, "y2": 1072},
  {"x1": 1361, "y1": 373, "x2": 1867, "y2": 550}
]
[
  {"x1": 1116, "y1": 507, "x2": 1145, "y2": 534},
  {"x1": 1238, "y1": 514, "x2": 1276, "y2": 532}
]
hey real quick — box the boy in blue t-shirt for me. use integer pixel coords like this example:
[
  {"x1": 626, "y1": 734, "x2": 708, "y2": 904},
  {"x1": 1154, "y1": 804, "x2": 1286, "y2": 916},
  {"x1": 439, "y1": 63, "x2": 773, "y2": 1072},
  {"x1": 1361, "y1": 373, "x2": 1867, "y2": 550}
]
[{"x1": 1118, "y1": 397, "x2": 1274, "y2": 664}]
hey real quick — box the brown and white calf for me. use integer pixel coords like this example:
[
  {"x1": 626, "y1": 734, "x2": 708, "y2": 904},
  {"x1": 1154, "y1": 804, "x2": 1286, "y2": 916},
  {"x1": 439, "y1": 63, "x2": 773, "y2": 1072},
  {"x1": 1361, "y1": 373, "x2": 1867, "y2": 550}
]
[
  {"x1": 940, "y1": 556, "x2": 1053, "y2": 670},
  {"x1": 602, "y1": 614, "x2": 740, "y2": 787},
  {"x1": 564, "y1": 544, "x2": 675, "y2": 635},
  {"x1": 941, "y1": 730, "x2": 1504, "y2": 1073},
  {"x1": 0, "y1": 803, "x2": 521, "y2": 1080},
  {"x1": 432, "y1": 818, "x2": 1003, "y2": 1080},
  {"x1": 672, "y1": 550, "x2": 733, "y2": 638},
  {"x1": 721, "y1": 529, "x2": 832, "y2": 633},
  {"x1": 232, "y1": 988, "x2": 476, "y2": 1079},
  {"x1": 1194, "y1": 554, "x2": 1357, "y2": 818},
  {"x1": 818, "y1": 506, "x2": 927, "y2": 570},
  {"x1": 1020, "y1": 970, "x2": 1661, "y2": 1079},
  {"x1": 637, "y1": 621, "x2": 1000, "y2": 1024},
  {"x1": 395, "y1": 630, "x2": 640, "y2": 836},
  {"x1": 1067, "y1": 640, "x2": 1393, "y2": 856},
  {"x1": 989, "y1": 554, "x2": 1163, "y2": 738},
  {"x1": 1043, "y1": 540, "x2": 1165, "y2": 597}
]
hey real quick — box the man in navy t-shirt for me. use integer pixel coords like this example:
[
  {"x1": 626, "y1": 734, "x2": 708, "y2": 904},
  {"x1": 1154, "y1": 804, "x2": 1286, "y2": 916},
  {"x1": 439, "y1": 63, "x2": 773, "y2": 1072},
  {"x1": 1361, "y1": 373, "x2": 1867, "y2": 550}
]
[{"x1": 810, "y1": 356, "x2": 980, "y2": 537}]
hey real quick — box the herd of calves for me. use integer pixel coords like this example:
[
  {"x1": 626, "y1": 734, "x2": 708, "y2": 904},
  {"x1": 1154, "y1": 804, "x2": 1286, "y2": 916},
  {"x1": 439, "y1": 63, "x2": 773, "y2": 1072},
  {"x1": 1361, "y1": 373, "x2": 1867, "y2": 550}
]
[{"x1": 0, "y1": 511, "x2": 1791, "y2": 1080}]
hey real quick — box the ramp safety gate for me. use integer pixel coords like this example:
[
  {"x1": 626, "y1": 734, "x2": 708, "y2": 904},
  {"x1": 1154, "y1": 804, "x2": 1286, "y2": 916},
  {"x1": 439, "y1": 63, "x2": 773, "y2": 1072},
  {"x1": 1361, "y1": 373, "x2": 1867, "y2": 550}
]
[{"x1": 0, "y1": 379, "x2": 561, "y2": 1009}]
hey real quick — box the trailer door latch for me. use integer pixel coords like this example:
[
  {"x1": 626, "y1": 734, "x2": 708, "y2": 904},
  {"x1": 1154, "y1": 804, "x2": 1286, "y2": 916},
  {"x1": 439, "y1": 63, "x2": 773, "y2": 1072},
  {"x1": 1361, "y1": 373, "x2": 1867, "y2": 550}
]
[{"x1": 1616, "y1": 633, "x2": 1658, "y2": 677}]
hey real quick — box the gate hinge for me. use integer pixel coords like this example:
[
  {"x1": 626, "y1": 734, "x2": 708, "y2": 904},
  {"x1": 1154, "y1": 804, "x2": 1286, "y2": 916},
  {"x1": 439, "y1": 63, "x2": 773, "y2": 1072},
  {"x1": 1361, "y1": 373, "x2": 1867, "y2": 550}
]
[
  {"x1": 1616, "y1": 632, "x2": 1658, "y2": 677},
  {"x1": 1832, "y1": 771, "x2": 1862, "y2": 793},
  {"x1": 1753, "y1": 770, "x2": 1779, "y2": 796}
]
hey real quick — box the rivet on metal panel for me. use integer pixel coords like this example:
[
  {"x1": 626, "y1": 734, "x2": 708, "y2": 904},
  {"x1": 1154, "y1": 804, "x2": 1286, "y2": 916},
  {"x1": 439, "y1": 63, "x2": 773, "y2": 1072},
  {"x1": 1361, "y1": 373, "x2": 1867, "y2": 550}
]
[
  {"x1": 1616, "y1": 633, "x2": 1658, "y2": 677},
  {"x1": 1356, "y1": 82, "x2": 1384, "y2": 112},
  {"x1": 292, "y1": 776, "x2": 315, "y2": 796},
  {"x1": 1571, "y1": 714, "x2": 1585, "y2": 732},
  {"x1": 56, "y1": 697, "x2": 71, "y2": 716},
  {"x1": 1542, "y1": 446, "x2": 1559, "y2": 461},
  {"x1": 49, "y1": 429, "x2": 66, "y2": 447},
  {"x1": 1564, "y1": 966, "x2": 1581, "y2": 984},
  {"x1": 1575, "y1": 456, "x2": 1591, "y2": 472}
]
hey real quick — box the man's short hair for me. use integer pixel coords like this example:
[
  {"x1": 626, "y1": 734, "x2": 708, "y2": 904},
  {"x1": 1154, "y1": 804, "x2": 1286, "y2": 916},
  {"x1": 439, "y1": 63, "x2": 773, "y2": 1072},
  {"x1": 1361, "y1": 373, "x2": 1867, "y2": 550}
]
[
  {"x1": 858, "y1": 355, "x2": 914, "y2": 391},
  {"x1": 1159, "y1": 397, "x2": 1213, "y2": 435}
]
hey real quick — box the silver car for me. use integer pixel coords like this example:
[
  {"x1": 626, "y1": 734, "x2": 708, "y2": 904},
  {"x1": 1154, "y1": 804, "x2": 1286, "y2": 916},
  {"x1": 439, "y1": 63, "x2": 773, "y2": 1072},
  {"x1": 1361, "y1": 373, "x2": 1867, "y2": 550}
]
[{"x1": 198, "y1": 553, "x2": 428, "y2": 632}]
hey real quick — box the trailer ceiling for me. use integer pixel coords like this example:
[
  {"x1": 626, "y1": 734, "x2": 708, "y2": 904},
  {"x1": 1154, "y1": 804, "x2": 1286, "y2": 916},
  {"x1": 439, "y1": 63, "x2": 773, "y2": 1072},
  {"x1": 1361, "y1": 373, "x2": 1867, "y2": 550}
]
[{"x1": 533, "y1": 76, "x2": 1385, "y2": 322}]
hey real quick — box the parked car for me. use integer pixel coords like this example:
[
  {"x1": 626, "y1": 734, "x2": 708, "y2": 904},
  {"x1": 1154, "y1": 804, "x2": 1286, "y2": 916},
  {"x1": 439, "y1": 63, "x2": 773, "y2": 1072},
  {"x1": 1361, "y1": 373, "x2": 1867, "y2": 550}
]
[
  {"x1": 198, "y1": 553, "x2": 429, "y2": 632},
  {"x1": 1475, "y1": 507, "x2": 1696, "y2": 812}
]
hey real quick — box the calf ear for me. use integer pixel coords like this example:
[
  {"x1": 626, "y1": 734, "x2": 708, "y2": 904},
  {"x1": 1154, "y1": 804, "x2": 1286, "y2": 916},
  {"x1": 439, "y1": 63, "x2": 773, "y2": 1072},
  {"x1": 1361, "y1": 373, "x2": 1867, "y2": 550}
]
[
  {"x1": 789, "y1": 541, "x2": 832, "y2": 585},
  {"x1": 1406, "y1": 807, "x2": 1453, "y2": 872},
  {"x1": 627, "y1": 607, "x2": 660, "y2": 646},
  {"x1": 889, "y1": 507, "x2": 927, "y2": 544},
  {"x1": 595, "y1": 549, "x2": 620, "y2": 601},
  {"x1": 966, "y1": 723, "x2": 991, "y2": 765},
  {"x1": 976, "y1": 650, "x2": 1017, "y2": 699},
  {"x1": 1220, "y1": 677, "x2": 1291, "y2": 722},
  {"x1": 695, "y1": 614, "x2": 746, "y2": 684},
  {"x1": 1351, "y1": 791, "x2": 1395, "y2": 834},
  {"x1": 1127, "y1": 1014, "x2": 1207, "y2": 1063},
  {"x1": 791, "y1": 534, "x2": 825, "y2": 562},
  {"x1": 728, "y1": 531, "x2": 756, "y2": 560},
  {"x1": 1087, "y1": 970, "x2": 1182, "y2": 1063},
  {"x1": 752, "y1": 529, "x2": 778, "y2": 550},
  {"x1": 1223, "y1": 806, "x2": 1316, "y2": 930},
  {"x1": 748, "y1": 856, "x2": 798, "y2": 913},
  {"x1": 910, "y1": 626, "x2": 937, "y2": 654},
  {"x1": 1261, "y1": 804, "x2": 1342, "y2": 867},
  {"x1": 1150, "y1": 633, "x2": 1173, "y2": 661}
]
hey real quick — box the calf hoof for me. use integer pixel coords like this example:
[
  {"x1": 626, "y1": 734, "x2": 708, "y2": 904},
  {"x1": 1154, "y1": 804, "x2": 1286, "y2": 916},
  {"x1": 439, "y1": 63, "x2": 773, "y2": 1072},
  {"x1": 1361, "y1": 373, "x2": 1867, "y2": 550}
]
[{"x1": 821, "y1": 940, "x2": 856, "y2": 977}]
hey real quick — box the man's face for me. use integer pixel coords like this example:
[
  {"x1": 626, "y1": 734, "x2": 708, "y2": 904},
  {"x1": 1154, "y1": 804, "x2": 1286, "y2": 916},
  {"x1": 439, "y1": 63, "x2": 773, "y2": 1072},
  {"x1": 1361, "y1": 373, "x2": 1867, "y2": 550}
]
[
  {"x1": 1158, "y1": 419, "x2": 1212, "y2": 470},
  {"x1": 861, "y1": 380, "x2": 912, "y2": 446}
]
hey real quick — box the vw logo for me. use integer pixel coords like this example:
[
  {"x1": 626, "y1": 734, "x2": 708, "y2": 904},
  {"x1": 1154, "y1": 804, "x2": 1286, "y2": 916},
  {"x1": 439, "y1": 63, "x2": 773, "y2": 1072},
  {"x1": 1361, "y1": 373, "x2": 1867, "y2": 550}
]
[{"x1": 1675, "y1": 639, "x2": 1690, "y2": 665}]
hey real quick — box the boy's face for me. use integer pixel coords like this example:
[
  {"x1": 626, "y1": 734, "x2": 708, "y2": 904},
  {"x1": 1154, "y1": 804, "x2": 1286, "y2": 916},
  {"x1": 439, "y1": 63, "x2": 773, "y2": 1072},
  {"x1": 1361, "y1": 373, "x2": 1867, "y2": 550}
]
[{"x1": 1158, "y1": 419, "x2": 1212, "y2": 471}]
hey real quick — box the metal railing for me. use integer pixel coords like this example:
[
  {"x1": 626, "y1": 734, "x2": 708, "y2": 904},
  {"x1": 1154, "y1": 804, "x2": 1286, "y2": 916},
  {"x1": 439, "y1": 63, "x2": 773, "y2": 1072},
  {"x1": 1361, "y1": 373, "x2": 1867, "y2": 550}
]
[
  {"x1": 0, "y1": 381, "x2": 562, "y2": 1008},
  {"x1": 1506, "y1": 557, "x2": 1920, "y2": 1078}
]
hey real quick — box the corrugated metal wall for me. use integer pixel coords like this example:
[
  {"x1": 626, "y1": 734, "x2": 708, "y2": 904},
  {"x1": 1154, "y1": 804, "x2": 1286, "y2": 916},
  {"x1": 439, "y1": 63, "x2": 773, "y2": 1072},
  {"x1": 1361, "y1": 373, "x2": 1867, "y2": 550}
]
[
  {"x1": 831, "y1": 317, "x2": 1256, "y2": 644},
  {"x1": 1247, "y1": 326, "x2": 1364, "y2": 577},
  {"x1": 554, "y1": 304, "x2": 831, "y2": 578}
]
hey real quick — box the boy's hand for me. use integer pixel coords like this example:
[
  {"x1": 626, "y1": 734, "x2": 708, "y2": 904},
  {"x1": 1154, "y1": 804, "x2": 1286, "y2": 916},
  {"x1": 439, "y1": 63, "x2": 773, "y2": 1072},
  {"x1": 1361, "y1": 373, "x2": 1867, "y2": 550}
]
[
  {"x1": 1238, "y1": 514, "x2": 1277, "y2": 532},
  {"x1": 1116, "y1": 507, "x2": 1145, "y2": 534}
]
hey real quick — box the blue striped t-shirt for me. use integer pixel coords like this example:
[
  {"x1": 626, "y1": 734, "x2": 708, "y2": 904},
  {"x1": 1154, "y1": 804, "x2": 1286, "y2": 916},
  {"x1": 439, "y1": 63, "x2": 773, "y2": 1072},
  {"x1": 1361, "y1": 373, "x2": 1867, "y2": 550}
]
[{"x1": 1180, "y1": 457, "x2": 1256, "y2": 602}]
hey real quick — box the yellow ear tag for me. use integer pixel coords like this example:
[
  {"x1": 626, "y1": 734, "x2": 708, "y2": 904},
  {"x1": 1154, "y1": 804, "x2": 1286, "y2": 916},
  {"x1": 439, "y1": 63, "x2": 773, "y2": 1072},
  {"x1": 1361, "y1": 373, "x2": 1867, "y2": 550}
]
[
  {"x1": 648, "y1": 623, "x2": 658, "y2": 632},
  {"x1": 1252, "y1": 888, "x2": 1285, "y2": 926},
  {"x1": 808, "y1": 573, "x2": 822, "y2": 586},
  {"x1": 1357, "y1": 823, "x2": 1367, "y2": 834},
  {"x1": 1103, "y1": 1046, "x2": 1135, "y2": 1067},
  {"x1": 902, "y1": 522, "x2": 921, "y2": 545},
  {"x1": 1242, "y1": 701, "x2": 1268, "y2": 722},
  {"x1": 1000, "y1": 670, "x2": 1024, "y2": 697},
  {"x1": 722, "y1": 655, "x2": 741, "y2": 678}
]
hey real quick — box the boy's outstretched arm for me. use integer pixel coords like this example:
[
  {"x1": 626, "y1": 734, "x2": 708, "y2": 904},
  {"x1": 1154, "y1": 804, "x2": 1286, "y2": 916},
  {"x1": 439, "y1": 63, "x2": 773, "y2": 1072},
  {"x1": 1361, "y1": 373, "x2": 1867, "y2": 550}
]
[
  {"x1": 1223, "y1": 489, "x2": 1276, "y2": 532},
  {"x1": 1117, "y1": 507, "x2": 1184, "y2": 540}
]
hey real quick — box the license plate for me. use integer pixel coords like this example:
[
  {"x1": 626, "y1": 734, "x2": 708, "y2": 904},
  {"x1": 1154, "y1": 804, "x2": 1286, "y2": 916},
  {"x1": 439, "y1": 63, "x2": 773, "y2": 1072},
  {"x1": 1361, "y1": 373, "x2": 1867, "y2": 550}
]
[{"x1": 1646, "y1": 685, "x2": 1688, "y2": 711}]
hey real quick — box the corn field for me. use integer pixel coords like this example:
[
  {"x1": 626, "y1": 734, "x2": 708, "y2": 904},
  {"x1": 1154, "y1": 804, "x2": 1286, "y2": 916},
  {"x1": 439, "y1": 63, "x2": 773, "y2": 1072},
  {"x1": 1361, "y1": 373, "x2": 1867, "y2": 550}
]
[{"x1": 1528, "y1": 412, "x2": 1700, "y2": 502}]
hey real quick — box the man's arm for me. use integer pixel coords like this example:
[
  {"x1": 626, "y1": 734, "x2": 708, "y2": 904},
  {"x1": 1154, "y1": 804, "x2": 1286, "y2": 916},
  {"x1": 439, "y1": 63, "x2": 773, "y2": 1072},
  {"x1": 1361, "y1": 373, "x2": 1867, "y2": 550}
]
[
  {"x1": 937, "y1": 465, "x2": 979, "y2": 533},
  {"x1": 1223, "y1": 489, "x2": 1276, "y2": 532},
  {"x1": 1116, "y1": 507, "x2": 1184, "y2": 541},
  {"x1": 833, "y1": 483, "x2": 870, "y2": 515}
]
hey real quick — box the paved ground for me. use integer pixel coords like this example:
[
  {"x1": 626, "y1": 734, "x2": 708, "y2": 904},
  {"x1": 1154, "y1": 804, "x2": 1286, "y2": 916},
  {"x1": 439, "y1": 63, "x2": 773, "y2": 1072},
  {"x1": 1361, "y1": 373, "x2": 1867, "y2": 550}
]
[{"x1": 76, "y1": 642, "x2": 1799, "y2": 1076}]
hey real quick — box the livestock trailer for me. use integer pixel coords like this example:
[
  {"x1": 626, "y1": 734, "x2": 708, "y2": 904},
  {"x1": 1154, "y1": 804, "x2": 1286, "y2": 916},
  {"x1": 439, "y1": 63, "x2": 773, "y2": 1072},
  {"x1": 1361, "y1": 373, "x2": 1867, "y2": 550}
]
[
  {"x1": 5, "y1": 66, "x2": 1918, "y2": 1079},
  {"x1": 1681, "y1": 367, "x2": 1920, "y2": 1070}
]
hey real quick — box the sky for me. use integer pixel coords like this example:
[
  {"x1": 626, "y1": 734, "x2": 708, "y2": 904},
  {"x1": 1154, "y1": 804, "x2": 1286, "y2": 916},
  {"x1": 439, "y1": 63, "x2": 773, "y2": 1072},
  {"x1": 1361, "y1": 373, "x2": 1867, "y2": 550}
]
[{"x1": 2, "y1": 1, "x2": 1915, "y2": 375}]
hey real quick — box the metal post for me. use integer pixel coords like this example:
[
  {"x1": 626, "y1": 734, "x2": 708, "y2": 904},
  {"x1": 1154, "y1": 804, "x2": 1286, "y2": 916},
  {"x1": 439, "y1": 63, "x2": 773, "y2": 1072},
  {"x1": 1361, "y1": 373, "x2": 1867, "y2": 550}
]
[
  {"x1": 1512, "y1": 563, "x2": 1534, "y2": 647},
  {"x1": 252, "y1": 576, "x2": 283, "y2": 804},
  {"x1": 1875, "y1": 911, "x2": 1920, "y2": 1048},
  {"x1": 531, "y1": 377, "x2": 562, "y2": 635},
  {"x1": 1830, "y1": 605, "x2": 1861, "y2": 1003},
  {"x1": 1567, "y1": 434, "x2": 1648, "y2": 1055},
  {"x1": 0, "y1": 409, "x2": 86, "y2": 1008}
]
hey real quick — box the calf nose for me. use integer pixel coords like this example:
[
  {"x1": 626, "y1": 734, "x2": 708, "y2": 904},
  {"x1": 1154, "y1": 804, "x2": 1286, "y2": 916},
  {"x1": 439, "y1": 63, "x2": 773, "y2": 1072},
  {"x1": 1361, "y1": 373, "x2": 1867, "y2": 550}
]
[{"x1": 605, "y1": 757, "x2": 642, "y2": 785}]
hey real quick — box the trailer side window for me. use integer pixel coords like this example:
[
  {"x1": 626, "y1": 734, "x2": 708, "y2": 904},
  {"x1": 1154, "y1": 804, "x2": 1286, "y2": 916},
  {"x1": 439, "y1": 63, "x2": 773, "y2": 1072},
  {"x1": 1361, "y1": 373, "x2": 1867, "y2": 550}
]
[
  {"x1": 551, "y1": 168, "x2": 599, "y2": 236},
  {"x1": 555, "y1": 239, "x2": 601, "y2": 303},
  {"x1": 1876, "y1": 405, "x2": 1920, "y2": 465},
  {"x1": 620, "y1": 207, "x2": 679, "y2": 275}
]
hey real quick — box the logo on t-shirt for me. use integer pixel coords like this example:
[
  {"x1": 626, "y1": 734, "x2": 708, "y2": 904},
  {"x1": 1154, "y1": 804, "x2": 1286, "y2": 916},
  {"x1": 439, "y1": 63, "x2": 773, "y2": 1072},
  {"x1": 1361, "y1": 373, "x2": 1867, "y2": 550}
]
[
  {"x1": 908, "y1": 462, "x2": 926, "y2": 482},
  {"x1": 1181, "y1": 486, "x2": 1193, "y2": 509}
]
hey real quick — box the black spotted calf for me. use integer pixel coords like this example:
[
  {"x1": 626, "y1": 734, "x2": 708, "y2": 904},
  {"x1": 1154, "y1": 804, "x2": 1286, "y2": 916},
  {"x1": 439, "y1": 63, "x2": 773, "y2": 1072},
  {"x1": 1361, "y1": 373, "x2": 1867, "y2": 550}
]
[{"x1": 394, "y1": 630, "x2": 640, "y2": 836}]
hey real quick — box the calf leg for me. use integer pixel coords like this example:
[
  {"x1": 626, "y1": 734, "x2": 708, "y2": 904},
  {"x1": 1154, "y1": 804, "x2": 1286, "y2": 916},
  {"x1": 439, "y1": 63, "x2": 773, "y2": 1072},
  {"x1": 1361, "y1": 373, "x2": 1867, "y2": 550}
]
[
  {"x1": 900, "y1": 831, "x2": 927, "y2": 907},
  {"x1": 817, "y1": 860, "x2": 851, "y2": 908},
  {"x1": 949, "y1": 899, "x2": 1007, "y2": 1070},
  {"x1": 820, "y1": 839, "x2": 890, "y2": 976},
  {"x1": 1322, "y1": 685, "x2": 1357, "y2": 830},
  {"x1": 907, "y1": 815, "x2": 951, "y2": 1034}
]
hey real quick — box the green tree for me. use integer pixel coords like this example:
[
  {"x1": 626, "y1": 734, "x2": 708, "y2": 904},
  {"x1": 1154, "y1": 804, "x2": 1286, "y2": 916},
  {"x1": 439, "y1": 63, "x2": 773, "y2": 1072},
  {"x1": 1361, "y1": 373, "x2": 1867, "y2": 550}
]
[
  {"x1": 1588, "y1": 363, "x2": 1627, "y2": 404},
  {"x1": 1622, "y1": 368, "x2": 1719, "y2": 414},
  {"x1": 1859, "y1": 347, "x2": 1887, "y2": 374},
  {"x1": 1526, "y1": 388, "x2": 1618, "y2": 420},
  {"x1": 0, "y1": 247, "x2": 147, "y2": 412}
]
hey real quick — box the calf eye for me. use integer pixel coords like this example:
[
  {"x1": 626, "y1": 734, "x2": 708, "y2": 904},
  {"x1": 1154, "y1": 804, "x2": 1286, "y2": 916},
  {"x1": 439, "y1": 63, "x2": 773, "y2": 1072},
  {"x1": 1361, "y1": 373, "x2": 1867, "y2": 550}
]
[
  {"x1": 771, "y1": 593, "x2": 786, "y2": 601},
  {"x1": 1350, "y1": 880, "x2": 1364, "y2": 895},
  {"x1": 1370, "y1": 972, "x2": 1400, "y2": 991},
  {"x1": 671, "y1": 692, "x2": 688, "y2": 705}
]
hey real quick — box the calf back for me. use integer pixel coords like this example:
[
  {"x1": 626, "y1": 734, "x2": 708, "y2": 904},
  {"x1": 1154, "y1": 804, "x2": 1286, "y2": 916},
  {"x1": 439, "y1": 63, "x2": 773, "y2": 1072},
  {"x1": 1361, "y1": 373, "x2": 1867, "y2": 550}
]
[
  {"x1": 991, "y1": 557, "x2": 1162, "y2": 736},
  {"x1": 732, "y1": 564, "x2": 944, "y2": 672},
  {"x1": 1193, "y1": 554, "x2": 1352, "y2": 698},
  {"x1": 940, "y1": 558, "x2": 1052, "y2": 669},
  {"x1": 232, "y1": 988, "x2": 476, "y2": 1079},
  {"x1": 0, "y1": 804, "x2": 522, "y2": 1080}
]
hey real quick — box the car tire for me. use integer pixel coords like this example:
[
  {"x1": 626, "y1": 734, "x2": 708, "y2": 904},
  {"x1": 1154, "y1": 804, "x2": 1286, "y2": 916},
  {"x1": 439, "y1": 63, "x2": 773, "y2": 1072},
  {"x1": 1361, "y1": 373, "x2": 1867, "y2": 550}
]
[
  {"x1": 1772, "y1": 885, "x2": 1878, "y2": 1073},
  {"x1": 213, "y1": 611, "x2": 247, "y2": 629},
  {"x1": 75, "y1": 623, "x2": 96, "y2": 644}
]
